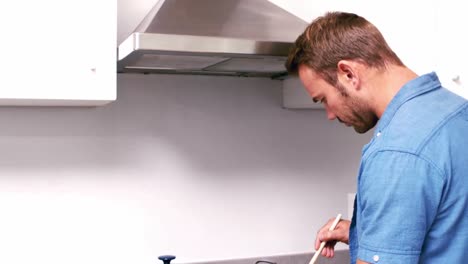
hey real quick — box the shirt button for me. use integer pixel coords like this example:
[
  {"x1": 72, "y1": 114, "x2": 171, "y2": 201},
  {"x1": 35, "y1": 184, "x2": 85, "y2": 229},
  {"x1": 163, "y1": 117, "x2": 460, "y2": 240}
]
[
  {"x1": 373, "y1": 255, "x2": 380, "y2": 262},
  {"x1": 376, "y1": 132, "x2": 382, "y2": 137}
]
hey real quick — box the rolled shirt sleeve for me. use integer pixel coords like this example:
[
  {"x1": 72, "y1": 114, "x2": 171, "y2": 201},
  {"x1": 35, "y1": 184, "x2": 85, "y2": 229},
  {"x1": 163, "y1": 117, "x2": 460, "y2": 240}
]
[{"x1": 357, "y1": 150, "x2": 444, "y2": 263}]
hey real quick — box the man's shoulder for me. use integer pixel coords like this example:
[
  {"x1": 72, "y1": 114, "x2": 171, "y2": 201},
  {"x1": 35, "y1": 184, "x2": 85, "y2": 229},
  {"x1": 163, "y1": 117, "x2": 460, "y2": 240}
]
[{"x1": 378, "y1": 88, "x2": 467, "y2": 154}]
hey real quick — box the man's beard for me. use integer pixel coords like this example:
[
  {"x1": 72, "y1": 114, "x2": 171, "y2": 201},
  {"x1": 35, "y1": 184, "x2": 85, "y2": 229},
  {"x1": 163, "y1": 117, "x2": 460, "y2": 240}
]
[
  {"x1": 335, "y1": 81, "x2": 378, "y2": 134},
  {"x1": 348, "y1": 97, "x2": 378, "y2": 134}
]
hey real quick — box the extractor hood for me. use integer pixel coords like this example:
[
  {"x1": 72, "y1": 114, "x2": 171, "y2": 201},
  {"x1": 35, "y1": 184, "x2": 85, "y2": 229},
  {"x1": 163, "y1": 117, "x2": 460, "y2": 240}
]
[{"x1": 117, "y1": 0, "x2": 307, "y2": 78}]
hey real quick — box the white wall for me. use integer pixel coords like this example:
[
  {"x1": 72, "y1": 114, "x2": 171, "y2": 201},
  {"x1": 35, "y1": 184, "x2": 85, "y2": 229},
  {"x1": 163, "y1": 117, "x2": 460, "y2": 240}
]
[{"x1": 0, "y1": 74, "x2": 371, "y2": 264}]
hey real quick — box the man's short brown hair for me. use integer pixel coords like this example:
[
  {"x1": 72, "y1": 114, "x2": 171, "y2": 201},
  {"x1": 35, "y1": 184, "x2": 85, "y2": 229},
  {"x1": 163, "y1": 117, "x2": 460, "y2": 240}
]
[{"x1": 285, "y1": 12, "x2": 403, "y2": 86}]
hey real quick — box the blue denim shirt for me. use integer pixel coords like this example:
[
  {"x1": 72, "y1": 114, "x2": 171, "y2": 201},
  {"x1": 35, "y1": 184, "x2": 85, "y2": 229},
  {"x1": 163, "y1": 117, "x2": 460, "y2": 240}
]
[{"x1": 349, "y1": 72, "x2": 468, "y2": 263}]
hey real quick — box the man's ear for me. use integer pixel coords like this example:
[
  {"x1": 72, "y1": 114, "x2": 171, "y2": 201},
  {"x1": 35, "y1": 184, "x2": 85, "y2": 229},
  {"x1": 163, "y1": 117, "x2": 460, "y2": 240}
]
[{"x1": 337, "y1": 60, "x2": 361, "y2": 91}]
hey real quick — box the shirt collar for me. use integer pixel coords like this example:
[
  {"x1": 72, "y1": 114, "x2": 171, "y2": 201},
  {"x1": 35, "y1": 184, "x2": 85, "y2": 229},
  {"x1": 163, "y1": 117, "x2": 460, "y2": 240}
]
[{"x1": 374, "y1": 72, "x2": 441, "y2": 137}]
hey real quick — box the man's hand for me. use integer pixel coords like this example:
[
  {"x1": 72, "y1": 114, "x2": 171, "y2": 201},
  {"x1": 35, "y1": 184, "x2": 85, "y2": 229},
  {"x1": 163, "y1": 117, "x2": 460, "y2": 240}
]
[{"x1": 314, "y1": 217, "x2": 351, "y2": 258}]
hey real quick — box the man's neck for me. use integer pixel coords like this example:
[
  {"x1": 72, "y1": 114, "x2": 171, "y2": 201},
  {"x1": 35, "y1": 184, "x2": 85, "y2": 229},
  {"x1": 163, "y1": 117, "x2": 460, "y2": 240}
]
[{"x1": 366, "y1": 65, "x2": 418, "y2": 118}]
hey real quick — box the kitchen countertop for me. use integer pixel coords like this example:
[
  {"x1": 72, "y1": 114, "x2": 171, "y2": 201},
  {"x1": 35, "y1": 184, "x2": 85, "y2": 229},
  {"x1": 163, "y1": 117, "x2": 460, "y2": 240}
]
[{"x1": 180, "y1": 251, "x2": 349, "y2": 264}]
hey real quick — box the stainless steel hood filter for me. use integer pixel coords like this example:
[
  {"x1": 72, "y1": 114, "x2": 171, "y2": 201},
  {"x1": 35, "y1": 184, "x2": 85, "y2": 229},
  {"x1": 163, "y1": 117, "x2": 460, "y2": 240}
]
[{"x1": 118, "y1": 0, "x2": 308, "y2": 78}]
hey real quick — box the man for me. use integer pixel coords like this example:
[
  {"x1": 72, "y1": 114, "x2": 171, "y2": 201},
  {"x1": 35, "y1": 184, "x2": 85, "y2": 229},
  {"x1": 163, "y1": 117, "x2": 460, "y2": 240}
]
[{"x1": 286, "y1": 12, "x2": 468, "y2": 264}]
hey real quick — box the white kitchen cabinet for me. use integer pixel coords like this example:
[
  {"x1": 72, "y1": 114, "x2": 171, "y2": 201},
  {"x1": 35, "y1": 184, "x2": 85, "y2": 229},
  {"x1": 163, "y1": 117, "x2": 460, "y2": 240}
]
[
  {"x1": 274, "y1": 0, "x2": 439, "y2": 108},
  {"x1": 272, "y1": 0, "x2": 437, "y2": 76},
  {"x1": 0, "y1": 0, "x2": 116, "y2": 106},
  {"x1": 268, "y1": 0, "x2": 345, "y2": 23},
  {"x1": 434, "y1": 0, "x2": 468, "y2": 99},
  {"x1": 344, "y1": 1, "x2": 437, "y2": 76}
]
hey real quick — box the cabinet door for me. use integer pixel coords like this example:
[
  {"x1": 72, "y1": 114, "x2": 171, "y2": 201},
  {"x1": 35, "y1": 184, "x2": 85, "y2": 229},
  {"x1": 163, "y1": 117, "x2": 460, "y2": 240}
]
[
  {"x1": 273, "y1": 0, "x2": 438, "y2": 108},
  {"x1": 0, "y1": 0, "x2": 116, "y2": 106},
  {"x1": 337, "y1": 0, "x2": 437, "y2": 76},
  {"x1": 434, "y1": 0, "x2": 468, "y2": 99},
  {"x1": 270, "y1": 0, "x2": 437, "y2": 76},
  {"x1": 268, "y1": 0, "x2": 345, "y2": 23}
]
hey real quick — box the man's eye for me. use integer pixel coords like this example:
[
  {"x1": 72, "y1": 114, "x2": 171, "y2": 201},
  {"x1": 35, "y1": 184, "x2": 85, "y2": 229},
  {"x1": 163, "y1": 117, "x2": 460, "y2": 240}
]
[{"x1": 313, "y1": 98, "x2": 325, "y2": 104}]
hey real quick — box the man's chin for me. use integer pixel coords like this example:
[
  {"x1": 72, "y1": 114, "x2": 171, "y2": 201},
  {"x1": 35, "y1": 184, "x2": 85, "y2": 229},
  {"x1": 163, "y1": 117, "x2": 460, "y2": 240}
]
[
  {"x1": 353, "y1": 123, "x2": 375, "y2": 134},
  {"x1": 353, "y1": 127, "x2": 368, "y2": 134}
]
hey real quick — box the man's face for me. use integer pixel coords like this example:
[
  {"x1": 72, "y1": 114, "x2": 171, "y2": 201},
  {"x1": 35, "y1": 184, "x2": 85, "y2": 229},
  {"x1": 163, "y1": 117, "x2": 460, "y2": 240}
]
[{"x1": 298, "y1": 65, "x2": 378, "y2": 133}]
